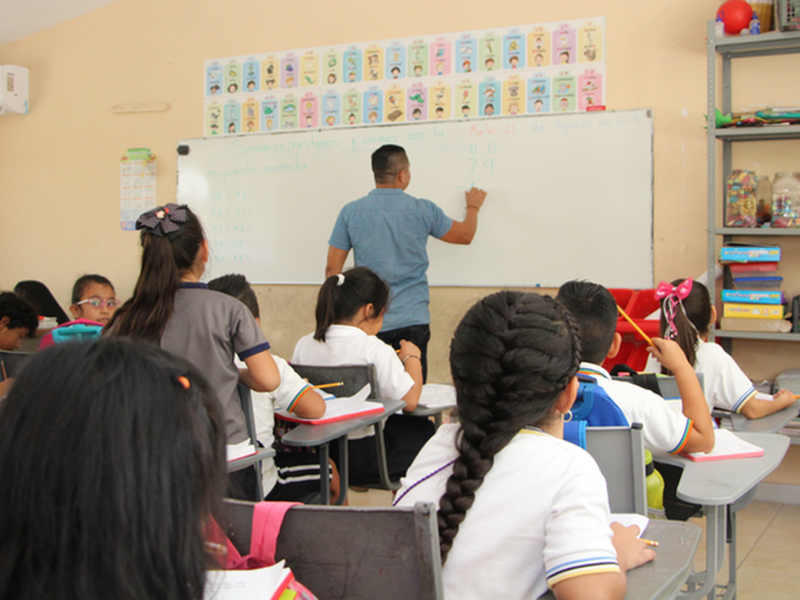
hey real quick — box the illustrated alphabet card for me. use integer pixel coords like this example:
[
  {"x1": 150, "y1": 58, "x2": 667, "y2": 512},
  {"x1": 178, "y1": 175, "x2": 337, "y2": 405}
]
[
  {"x1": 321, "y1": 89, "x2": 341, "y2": 127},
  {"x1": 503, "y1": 29, "x2": 526, "y2": 70}
]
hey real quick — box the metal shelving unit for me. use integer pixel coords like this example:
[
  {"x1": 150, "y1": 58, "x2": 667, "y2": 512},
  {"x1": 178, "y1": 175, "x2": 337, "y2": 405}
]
[{"x1": 707, "y1": 22, "x2": 800, "y2": 348}]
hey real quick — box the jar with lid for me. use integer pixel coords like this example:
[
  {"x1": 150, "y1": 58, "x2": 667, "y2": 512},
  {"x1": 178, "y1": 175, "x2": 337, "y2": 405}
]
[
  {"x1": 756, "y1": 174, "x2": 772, "y2": 226},
  {"x1": 771, "y1": 172, "x2": 800, "y2": 228}
]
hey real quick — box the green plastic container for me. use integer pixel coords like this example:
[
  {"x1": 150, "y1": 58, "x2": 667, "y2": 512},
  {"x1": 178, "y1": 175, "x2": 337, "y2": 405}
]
[{"x1": 645, "y1": 449, "x2": 666, "y2": 519}]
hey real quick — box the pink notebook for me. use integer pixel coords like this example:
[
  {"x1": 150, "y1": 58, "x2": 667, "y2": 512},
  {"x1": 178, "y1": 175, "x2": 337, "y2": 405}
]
[{"x1": 682, "y1": 429, "x2": 764, "y2": 462}]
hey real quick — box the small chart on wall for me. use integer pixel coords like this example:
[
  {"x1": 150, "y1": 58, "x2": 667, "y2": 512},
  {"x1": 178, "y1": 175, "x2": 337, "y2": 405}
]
[{"x1": 177, "y1": 109, "x2": 653, "y2": 288}]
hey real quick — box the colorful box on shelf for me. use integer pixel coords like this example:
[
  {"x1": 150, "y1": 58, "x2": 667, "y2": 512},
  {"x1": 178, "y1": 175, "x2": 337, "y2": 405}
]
[
  {"x1": 721, "y1": 290, "x2": 785, "y2": 305},
  {"x1": 728, "y1": 262, "x2": 778, "y2": 275},
  {"x1": 731, "y1": 276, "x2": 783, "y2": 291},
  {"x1": 720, "y1": 245, "x2": 781, "y2": 262},
  {"x1": 723, "y1": 303, "x2": 785, "y2": 319}
]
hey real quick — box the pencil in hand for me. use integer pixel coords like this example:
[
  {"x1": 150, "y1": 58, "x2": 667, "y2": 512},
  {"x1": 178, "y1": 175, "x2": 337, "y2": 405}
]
[
  {"x1": 312, "y1": 382, "x2": 344, "y2": 390},
  {"x1": 616, "y1": 305, "x2": 656, "y2": 348},
  {"x1": 642, "y1": 538, "x2": 659, "y2": 547}
]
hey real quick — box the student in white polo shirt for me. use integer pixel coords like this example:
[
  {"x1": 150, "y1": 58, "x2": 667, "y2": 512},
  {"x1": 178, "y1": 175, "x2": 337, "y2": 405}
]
[
  {"x1": 395, "y1": 291, "x2": 654, "y2": 599},
  {"x1": 556, "y1": 280, "x2": 715, "y2": 458},
  {"x1": 293, "y1": 267, "x2": 434, "y2": 488}
]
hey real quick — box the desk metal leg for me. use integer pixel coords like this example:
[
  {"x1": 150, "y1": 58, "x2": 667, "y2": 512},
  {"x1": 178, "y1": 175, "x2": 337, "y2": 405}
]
[
  {"x1": 680, "y1": 504, "x2": 726, "y2": 600},
  {"x1": 721, "y1": 506, "x2": 737, "y2": 600},
  {"x1": 335, "y1": 437, "x2": 349, "y2": 506},
  {"x1": 318, "y1": 443, "x2": 330, "y2": 505}
]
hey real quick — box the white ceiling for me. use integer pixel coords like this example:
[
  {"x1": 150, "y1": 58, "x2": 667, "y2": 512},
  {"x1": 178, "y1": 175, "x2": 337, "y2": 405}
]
[{"x1": 0, "y1": 0, "x2": 120, "y2": 48}]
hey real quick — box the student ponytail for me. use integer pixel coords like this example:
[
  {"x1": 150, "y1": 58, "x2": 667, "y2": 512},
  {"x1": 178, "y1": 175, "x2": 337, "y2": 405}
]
[
  {"x1": 106, "y1": 204, "x2": 205, "y2": 343},
  {"x1": 438, "y1": 291, "x2": 581, "y2": 564},
  {"x1": 314, "y1": 267, "x2": 389, "y2": 341},
  {"x1": 657, "y1": 279, "x2": 711, "y2": 372}
]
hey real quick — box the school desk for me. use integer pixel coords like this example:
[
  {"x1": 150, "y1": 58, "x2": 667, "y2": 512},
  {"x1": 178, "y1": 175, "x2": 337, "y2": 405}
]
[
  {"x1": 655, "y1": 431, "x2": 790, "y2": 600},
  {"x1": 538, "y1": 521, "x2": 702, "y2": 600},
  {"x1": 713, "y1": 399, "x2": 800, "y2": 434},
  {"x1": 280, "y1": 398, "x2": 406, "y2": 505},
  {"x1": 226, "y1": 447, "x2": 276, "y2": 473}
]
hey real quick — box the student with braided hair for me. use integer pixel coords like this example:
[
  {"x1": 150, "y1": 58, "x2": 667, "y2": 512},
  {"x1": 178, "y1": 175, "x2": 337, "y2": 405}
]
[{"x1": 395, "y1": 291, "x2": 654, "y2": 600}]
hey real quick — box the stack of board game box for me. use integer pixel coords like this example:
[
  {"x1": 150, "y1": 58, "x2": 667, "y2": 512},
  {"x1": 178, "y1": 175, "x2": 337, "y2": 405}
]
[{"x1": 719, "y1": 244, "x2": 790, "y2": 333}]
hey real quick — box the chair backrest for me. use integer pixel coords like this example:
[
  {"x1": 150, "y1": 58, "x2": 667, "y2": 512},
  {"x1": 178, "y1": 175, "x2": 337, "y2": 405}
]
[
  {"x1": 290, "y1": 363, "x2": 380, "y2": 399},
  {"x1": 236, "y1": 382, "x2": 259, "y2": 447},
  {"x1": 223, "y1": 499, "x2": 444, "y2": 600},
  {"x1": 585, "y1": 423, "x2": 647, "y2": 515},
  {"x1": 0, "y1": 350, "x2": 35, "y2": 381}
]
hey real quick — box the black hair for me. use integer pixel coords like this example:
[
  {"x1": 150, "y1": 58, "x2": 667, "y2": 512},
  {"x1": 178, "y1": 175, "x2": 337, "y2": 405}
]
[
  {"x1": 0, "y1": 338, "x2": 227, "y2": 600},
  {"x1": 371, "y1": 144, "x2": 408, "y2": 184},
  {"x1": 71, "y1": 274, "x2": 116, "y2": 305},
  {"x1": 314, "y1": 267, "x2": 389, "y2": 342},
  {"x1": 556, "y1": 280, "x2": 618, "y2": 365},
  {"x1": 105, "y1": 206, "x2": 205, "y2": 343},
  {"x1": 0, "y1": 292, "x2": 39, "y2": 337},
  {"x1": 659, "y1": 279, "x2": 711, "y2": 372},
  {"x1": 438, "y1": 291, "x2": 580, "y2": 563},
  {"x1": 208, "y1": 274, "x2": 259, "y2": 319},
  {"x1": 13, "y1": 280, "x2": 69, "y2": 325}
]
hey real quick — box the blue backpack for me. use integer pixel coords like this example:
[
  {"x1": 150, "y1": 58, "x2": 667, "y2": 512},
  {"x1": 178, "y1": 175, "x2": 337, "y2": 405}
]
[{"x1": 563, "y1": 378, "x2": 629, "y2": 449}]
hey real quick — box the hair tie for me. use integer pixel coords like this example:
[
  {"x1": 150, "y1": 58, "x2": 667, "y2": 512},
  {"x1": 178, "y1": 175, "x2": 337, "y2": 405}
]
[
  {"x1": 336, "y1": 274, "x2": 345, "y2": 286},
  {"x1": 654, "y1": 279, "x2": 693, "y2": 340},
  {"x1": 136, "y1": 203, "x2": 189, "y2": 239},
  {"x1": 177, "y1": 376, "x2": 191, "y2": 390}
]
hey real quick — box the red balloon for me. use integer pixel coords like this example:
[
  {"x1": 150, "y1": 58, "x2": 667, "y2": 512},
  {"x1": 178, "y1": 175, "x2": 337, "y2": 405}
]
[{"x1": 717, "y1": 0, "x2": 754, "y2": 34}]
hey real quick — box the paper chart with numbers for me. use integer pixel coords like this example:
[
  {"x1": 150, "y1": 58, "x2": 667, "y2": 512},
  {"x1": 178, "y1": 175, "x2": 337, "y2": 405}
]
[
  {"x1": 120, "y1": 148, "x2": 156, "y2": 231},
  {"x1": 204, "y1": 17, "x2": 606, "y2": 137}
]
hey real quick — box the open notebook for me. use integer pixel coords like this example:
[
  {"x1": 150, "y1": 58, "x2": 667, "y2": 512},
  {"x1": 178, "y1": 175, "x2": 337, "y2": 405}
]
[
  {"x1": 418, "y1": 383, "x2": 457, "y2": 408},
  {"x1": 682, "y1": 428, "x2": 765, "y2": 462},
  {"x1": 205, "y1": 560, "x2": 292, "y2": 600},
  {"x1": 275, "y1": 383, "x2": 384, "y2": 425}
]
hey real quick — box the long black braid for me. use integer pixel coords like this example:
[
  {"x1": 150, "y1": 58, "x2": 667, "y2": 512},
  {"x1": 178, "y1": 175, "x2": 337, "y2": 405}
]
[{"x1": 437, "y1": 291, "x2": 581, "y2": 564}]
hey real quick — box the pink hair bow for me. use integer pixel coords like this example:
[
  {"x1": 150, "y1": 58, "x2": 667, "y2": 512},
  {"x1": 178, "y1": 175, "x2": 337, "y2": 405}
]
[
  {"x1": 654, "y1": 279, "x2": 693, "y2": 340},
  {"x1": 654, "y1": 279, "x2": 693, "y2": 301}
]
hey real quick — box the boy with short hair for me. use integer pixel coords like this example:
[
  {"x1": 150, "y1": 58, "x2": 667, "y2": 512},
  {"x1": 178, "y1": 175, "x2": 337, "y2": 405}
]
[
  {"x1": 0, "y1": 291, "x2": 38, "y2": 397},
  {"x1": 556, "y1": 280, "x2": 715, "y2": 457},
  {"x1": 0, "y1": 292, "x2": 38, "y2": 352}
]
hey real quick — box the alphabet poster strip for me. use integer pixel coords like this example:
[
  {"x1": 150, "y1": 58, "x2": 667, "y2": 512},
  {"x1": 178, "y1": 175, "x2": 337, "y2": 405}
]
[{"x1": 203, "y1": 18, "x2": 606, "y2": 136}]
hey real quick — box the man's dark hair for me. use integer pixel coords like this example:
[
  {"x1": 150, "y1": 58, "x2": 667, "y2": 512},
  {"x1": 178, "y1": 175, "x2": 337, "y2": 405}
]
[
  {"x1": 371, "y1": 145, "x2": 408, "y2": 184},
  {"x1": 555, "y1": 280, "x2": 617, "y2": 365}
]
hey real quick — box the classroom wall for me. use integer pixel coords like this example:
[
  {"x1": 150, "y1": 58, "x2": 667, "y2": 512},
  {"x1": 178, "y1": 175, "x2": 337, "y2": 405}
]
[{"x1": 2, "y1": 0, "x2": 800, "y2": 383}]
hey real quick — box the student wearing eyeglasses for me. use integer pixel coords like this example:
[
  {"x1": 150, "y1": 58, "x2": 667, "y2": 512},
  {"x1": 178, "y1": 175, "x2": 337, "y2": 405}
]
[
  {"x1": 69, "y1": 275, "x2": 118, "y2": 325},
  {"x1": 38, "y1": 275, "x2": 118, "y2": 350}
]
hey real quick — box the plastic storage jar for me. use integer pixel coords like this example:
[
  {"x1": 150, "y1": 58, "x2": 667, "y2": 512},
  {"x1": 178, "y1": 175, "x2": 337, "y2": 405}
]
[{"x1": 771, "y1": 172, "x2": 800, "y2": 228}]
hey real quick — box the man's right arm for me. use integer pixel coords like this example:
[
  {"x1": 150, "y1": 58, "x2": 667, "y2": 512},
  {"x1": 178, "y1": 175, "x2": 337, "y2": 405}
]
[
  {"x1": 325, "y1": 245, "x2": 349, "y2": 279},
  {"x1": 438, "y1": 187, "x2": 487, "y2": 245}
]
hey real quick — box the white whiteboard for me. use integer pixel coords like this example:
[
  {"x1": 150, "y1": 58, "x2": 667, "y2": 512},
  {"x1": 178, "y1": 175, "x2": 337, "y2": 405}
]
[{"x1": 177, "y1": 109, "x2": 653, "y2": 287}]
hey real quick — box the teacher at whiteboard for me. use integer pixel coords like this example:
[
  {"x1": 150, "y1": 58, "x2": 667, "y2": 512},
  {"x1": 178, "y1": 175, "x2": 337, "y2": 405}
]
[{"x1": 326, "y1": 144, "x2": 487, "y2": 382}]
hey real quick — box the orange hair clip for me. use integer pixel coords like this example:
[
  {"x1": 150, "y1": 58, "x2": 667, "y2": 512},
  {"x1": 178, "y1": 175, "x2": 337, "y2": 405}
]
[{"x1": 177, "y1": 376, "x2": 191, "y2": 390}]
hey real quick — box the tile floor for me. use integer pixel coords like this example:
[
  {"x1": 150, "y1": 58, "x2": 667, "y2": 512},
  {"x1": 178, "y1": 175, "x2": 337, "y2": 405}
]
[{"x1": 346, "y1": 476, "x2": 800, "y2": 598}]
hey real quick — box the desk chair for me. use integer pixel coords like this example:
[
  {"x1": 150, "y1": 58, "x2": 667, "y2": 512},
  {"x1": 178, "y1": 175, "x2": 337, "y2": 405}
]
[
  {"x1": 585, "y1": 423, "x2": 648, "y2": 516},
  {"x1": 226, "y1": 383, "x2": 275, "y2": 500},
  {"x1": 0, "y1": 350, "x2": 35, "y2": 381},
  {"x1": 290, "y1": 363, "x2": 401, "y2": 490},
  {"x1": 13, "y1": 280, "x2": 70, "y2": 325},
  {"x1": 224, "y1": 498, "x2": 444, "y2": 600}
]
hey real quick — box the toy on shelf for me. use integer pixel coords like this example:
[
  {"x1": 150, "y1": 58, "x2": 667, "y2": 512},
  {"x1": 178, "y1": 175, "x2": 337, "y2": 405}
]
[{"x1": 717, "y1": 0, "x2": 757, "y2": 34}]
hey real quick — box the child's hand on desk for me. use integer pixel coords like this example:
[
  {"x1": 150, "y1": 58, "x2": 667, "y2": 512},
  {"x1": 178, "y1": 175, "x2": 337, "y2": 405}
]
[
  {"x1": 610, "y1": 522, "x2": 656, "y2": 571},
  {"x1": 647, "y1": 338, "x2": 692, "y2": 375}
]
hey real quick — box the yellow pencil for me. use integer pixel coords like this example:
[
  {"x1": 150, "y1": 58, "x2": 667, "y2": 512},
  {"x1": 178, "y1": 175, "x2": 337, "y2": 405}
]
[
  {"x1": 312, "y1": 382, "x2": 344, "y2": 390},
  {"x1": 616, "y1": 305, "x2": 656, "y2": 348},
  {"x1": 642, "y1": 538, "x2": 659, "y2": 547}
]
